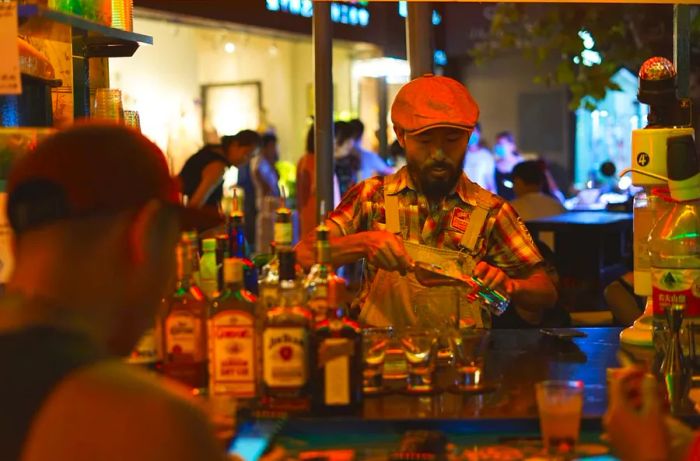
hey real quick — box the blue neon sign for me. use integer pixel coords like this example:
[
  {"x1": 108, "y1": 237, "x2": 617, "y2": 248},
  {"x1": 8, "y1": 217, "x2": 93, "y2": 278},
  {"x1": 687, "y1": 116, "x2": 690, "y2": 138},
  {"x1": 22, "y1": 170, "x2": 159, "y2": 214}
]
[{"x1": 266, "y1": 0, "x2": 370, "y2": 27}]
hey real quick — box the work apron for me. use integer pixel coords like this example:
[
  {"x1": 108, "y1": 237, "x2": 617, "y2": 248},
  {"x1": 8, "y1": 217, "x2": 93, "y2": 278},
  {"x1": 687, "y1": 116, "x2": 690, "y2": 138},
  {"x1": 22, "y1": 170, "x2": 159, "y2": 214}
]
[{"x1": 359, "y1": 187, "x2": 494, "y2": 329}]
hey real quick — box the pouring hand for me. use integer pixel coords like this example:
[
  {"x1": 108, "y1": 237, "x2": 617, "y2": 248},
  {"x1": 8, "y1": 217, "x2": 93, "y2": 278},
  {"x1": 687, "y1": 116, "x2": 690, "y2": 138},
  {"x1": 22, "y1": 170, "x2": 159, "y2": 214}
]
[
  {"x1": 473, "y1": 261, "x2": 515, "y2": 295},
  {"x1": 364, "y1": 231, "x2": 414, "y2": 275}
]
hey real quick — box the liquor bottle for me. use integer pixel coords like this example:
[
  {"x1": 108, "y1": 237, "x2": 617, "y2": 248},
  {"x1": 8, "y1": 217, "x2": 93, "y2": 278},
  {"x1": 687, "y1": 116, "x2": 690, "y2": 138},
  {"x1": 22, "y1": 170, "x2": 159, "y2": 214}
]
[
  {"x1": 208, "y1": 258, "x2": 259, "y2": 403},
  {"x1": 312, "y1": 273, "x2": 362, "y2": 415},
  {"x1": 200, "y1": 238, "x2": 219, "y2": 300},
  {"x1": 258, "y1": 199, "x2": 294, "y2": 309},
  {"x1": 161, "y1": 236, "x2": 208, "y2": 389},
  {"x1": 304, "y1": 218, "x2": 345, "y2": 323},
  {"x1": 227, "y1": 199, "x2": 259, "y2": 295},
  {"x1": 182, "y1": 230, "x2": 201, "y2": 288},
  {"x1": 261, "y1": 247, "x2": 313, "y2": 412}
]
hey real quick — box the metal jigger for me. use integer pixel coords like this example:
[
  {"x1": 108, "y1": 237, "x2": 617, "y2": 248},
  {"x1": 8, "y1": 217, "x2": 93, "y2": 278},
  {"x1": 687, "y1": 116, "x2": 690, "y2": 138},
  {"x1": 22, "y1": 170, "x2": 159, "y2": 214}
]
[{"x1": 661, "y1": 304, "x2": 690, "y2": 413}]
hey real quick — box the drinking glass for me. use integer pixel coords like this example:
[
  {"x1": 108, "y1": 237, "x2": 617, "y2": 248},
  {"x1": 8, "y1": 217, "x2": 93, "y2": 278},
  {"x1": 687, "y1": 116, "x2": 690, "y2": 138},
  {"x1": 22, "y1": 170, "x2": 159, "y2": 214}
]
[
  {"x1": 535, "y1": 380, "x2": 584, "y2": 454},
  {"x1": 400, "y1": 328, "x2": 437, "y2": 393},
  {"x1": 92, "y1": 88, "x2": 124, "y2": 122},
  {"x1": 362, "y1": 327, "x2": 390, "y2": 394},
  {"x1": 123, "y1": 110, "x2": 141, "y2": 131},
  {"x1": 111, "y1": 0, "x2": 133, "y2": 31},
  {"x1": 450, "y1": 328, "x2": 489, "y2": 390}
]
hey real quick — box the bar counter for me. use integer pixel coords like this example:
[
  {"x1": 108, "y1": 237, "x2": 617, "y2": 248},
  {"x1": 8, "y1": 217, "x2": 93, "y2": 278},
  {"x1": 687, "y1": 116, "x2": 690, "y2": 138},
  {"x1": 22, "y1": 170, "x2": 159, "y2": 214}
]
[{"x1": 233, "y1": 328, "x2": 670, "y2": 458}]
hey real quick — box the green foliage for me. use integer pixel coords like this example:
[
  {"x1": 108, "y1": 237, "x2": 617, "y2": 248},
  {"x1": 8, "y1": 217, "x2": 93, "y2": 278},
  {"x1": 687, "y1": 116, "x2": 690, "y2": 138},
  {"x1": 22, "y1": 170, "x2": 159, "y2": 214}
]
[{"x1": 470, "y1": 5, "x2": 695, "y2": 111}]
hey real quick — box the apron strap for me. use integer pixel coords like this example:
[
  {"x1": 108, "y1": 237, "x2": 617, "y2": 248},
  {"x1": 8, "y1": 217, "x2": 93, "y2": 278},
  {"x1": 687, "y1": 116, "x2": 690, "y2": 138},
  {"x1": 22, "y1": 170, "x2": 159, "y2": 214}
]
[
  {"x1": 459, "y1": 191, "x2": 492, "y2": 252},
  {"x1": 384, "y1": 186, "x2": 401, "y2": 234}
]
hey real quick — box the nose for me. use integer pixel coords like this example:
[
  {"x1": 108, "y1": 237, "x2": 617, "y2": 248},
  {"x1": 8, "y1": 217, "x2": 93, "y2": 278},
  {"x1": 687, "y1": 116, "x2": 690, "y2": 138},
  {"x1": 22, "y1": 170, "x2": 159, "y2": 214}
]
[{"x1": 430, "y1": 147, "x2": 447, "y2": 161}]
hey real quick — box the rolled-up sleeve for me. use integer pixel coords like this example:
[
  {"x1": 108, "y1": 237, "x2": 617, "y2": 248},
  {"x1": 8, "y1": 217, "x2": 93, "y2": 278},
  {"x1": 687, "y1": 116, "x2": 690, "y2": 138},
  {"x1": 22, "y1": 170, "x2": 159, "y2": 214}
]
[{"x1": 328, "y1": 179, "x2": 380, "y2": 236}]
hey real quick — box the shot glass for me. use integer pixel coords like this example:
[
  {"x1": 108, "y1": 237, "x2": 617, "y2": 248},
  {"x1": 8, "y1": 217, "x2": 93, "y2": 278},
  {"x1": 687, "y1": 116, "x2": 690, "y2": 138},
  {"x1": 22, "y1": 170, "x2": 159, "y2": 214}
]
[
  {"x1": 450, "y1": 328, "x2": 489, "y2": 390},
  {"x1": 400, "y1": 328, "x2": 437, "y2": 393},
  {"x1": 535, "y1": 380, "x2": 584, "y2": 454},
  {"x1": 362, "y1": 327, "x2": 391, "y2": 394}
]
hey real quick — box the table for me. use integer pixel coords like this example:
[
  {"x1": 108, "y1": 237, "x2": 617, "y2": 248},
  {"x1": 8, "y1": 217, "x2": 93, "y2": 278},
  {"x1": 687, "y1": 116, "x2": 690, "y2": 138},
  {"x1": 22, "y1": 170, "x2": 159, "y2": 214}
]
[{"x1": 526, "y1": 212, "x2": 633, "y2": 311}]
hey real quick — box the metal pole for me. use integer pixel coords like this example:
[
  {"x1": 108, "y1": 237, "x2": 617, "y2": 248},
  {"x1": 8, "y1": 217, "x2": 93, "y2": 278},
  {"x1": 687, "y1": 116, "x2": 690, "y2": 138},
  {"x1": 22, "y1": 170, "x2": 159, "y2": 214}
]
[
  {"x1": 406, "y1": 2, "x2": 433, "y2": 79},
  {"x1": 674, "y1": 5, "x2": 690, "y2": 98},
  {"x1": 377, "y1": 76, "x2": 388, "y2": 157},
  {"x1": 313, "y1": 2, "x2": 334, "y2": 220}
]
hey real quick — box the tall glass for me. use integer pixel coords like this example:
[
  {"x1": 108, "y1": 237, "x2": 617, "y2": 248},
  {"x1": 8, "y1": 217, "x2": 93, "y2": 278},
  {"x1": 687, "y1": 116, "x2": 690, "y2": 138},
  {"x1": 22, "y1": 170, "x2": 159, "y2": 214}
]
[
  {"x1": 92, "y1": 88, "x2": 124, "y2": 122},
  {"x1": 535, "y1": 380, "x2": 584, "y2": 454},
  {"x1": 362, "y1": 328, "x2": 390, "y2": 394}
]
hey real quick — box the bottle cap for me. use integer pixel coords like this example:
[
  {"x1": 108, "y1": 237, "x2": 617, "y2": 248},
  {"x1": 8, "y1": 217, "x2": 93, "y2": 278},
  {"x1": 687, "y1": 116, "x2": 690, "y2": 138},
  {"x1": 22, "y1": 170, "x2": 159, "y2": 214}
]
[
  {"x1": 202, "y1": 238, "x2": 217, "y2": 252},
  {"x1": 223, "y1": 257, "x2": 243, "y2": 283}
]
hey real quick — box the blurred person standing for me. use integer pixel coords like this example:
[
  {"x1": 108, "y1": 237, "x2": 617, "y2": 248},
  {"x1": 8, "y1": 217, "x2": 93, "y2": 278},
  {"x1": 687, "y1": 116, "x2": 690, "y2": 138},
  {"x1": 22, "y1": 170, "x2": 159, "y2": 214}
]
[
  {"x1": 334, "y1": 120, "x2": 360, "y2": 198},
  {"x1": 179, "y1": 129, "x2": 261, "y2": 211},
  {"x1": 1, "y1": 123, "x2": 226, "y2": 461},
  {"x1": 252, "y1": 133, "x2": 281, "y2": 252},
  {"x1": 296, "y1": 125, "x2": 340, "y2": 237},
  {"x1": 493, "y1": 130, "x2": 523, "y2": 201},
  {"x1": 462, "y1": 123, "x2": 496, "y2": 192},
  {"x1": 348, "y1": 118, "x2": 394, "y2": 181}
]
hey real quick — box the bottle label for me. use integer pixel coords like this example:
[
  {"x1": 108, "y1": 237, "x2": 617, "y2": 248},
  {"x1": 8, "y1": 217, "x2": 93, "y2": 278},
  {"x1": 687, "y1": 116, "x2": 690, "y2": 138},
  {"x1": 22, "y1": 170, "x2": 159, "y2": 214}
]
[
  {"x1": 274, "y1": 222, "x2": 293, "y2": 246},
  {"x1": 165, "y1": 312, "x2": 203, "y2": 360},
  {"x1": 263, "y1": 327, "x2": 307, "y2": 387},
  {"x1": 260, "y1": 285, "x2": 279, "y2": 309},
  {"x1": 320, "y1": 338, "x2": 351, "y2": 405},
  {"x1": 651, "y1": 267, "x2": 700, "y2": 317},
  {"x1": 633, "y1": 204, "x2": 653, "y2": 296},
  {"x1": 209, "y1": 311, "x2": 255, "y2": 397}
]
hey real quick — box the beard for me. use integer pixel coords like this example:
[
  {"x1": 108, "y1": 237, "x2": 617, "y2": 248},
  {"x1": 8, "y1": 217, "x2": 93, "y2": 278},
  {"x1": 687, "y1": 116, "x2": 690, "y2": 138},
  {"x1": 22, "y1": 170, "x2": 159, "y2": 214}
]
[{"x1": 407, "y1": 157, "x2": 463, "y2": 201}]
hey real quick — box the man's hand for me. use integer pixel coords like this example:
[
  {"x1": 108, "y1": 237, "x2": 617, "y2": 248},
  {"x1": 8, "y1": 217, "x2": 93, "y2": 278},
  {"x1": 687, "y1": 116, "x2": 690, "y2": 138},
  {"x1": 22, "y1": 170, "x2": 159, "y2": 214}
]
[
  {"x1": 364, "y1": 230, "x2": 413, "y2": 275},
  {"x1": 604, "y1": 369, "x2": 670, "y2": 461},
  {"x1": 473, "y1": 261, "x2": 515, "y2": 295}
]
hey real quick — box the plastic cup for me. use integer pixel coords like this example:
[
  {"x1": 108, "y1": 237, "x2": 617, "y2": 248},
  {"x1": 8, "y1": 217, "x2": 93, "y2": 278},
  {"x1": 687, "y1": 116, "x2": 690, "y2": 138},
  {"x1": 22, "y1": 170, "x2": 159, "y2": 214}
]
[
  {"x1": 92, "y1": 88, "x2": 124, "y2": 122},
  {"x1": 535, "y1": 380, "x2": 584, "y2": 454}
]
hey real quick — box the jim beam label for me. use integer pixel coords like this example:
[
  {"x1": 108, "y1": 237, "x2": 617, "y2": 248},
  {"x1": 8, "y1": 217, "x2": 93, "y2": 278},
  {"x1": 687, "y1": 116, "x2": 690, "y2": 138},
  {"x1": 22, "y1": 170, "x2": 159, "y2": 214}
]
[
  {"x1": 651, "y1": 268, "x2": 700, "y2": 316},
  {"x1": 208, "y1": 311, "x2": 255, "y2": 397},
  {"x1": 263, "y1": 327, "x2": 307, "y2": 387},
  {"x1": 320, "y1": 338, "x2": 352, "y2": 405},
  {"x1": 165, "y1": 312, "x2": 204, "y2": 360}
]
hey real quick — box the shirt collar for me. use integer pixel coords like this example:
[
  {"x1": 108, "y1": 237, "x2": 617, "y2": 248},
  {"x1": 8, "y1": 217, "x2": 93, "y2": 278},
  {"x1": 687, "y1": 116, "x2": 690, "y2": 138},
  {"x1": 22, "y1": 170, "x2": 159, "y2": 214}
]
[{"x1": 384, "y1": 166, "x2": 479, "y2": 206}]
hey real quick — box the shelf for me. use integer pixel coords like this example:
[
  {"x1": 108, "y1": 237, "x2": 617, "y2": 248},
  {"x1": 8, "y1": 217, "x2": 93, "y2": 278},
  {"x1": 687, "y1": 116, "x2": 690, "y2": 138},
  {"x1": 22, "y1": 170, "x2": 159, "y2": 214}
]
[{"x1": 18, "y1": 4, "x2": 152, "y2": 57}]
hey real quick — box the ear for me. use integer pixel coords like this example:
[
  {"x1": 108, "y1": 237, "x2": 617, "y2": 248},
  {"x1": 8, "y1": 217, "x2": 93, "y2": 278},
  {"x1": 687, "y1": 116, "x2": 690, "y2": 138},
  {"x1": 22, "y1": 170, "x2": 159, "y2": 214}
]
[
  {"x1": 127, "y1": 199, "x2": 163, "y2": 265},
  {"x1": 393, "y1": 126, "x2": 406, "y2": 148}
]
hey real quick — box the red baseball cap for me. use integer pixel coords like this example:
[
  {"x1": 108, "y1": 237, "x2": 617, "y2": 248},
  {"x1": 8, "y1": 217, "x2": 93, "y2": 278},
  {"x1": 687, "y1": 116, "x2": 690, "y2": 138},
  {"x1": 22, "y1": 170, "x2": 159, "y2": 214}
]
[
  {"x1": 391, "y1": 74, "x2": 479, "y2": 134},
  {"x1": 7, "y1": 122, "x2": 222, "y2": 234}
]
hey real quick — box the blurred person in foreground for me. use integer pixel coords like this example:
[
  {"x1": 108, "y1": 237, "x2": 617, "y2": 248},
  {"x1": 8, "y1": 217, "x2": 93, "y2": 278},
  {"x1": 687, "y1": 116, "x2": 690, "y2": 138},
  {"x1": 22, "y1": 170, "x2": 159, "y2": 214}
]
[
  {"x1": 296, "y1": 74, "x2": 557, "y2": 328},
  {"x1": 0, "y1": 123, "x2": 227, "y2": 461},
  {"x1": 605, "y1": 368, "x2": 697, "y2": 461},
  {"x1": 179, "y1": 129, "x2": 261, "y2": 210},
  {"x1": 462, "y1": 122, "x2": 496, "y2": 193},
  {"x1": 348, "y1": 118, "x2": 394, "y2": 181}
]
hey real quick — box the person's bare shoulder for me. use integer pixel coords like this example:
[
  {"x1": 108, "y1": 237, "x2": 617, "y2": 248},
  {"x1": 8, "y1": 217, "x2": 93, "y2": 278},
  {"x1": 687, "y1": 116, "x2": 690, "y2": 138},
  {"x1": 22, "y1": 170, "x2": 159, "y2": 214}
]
[{"x1": 21, "y1": 360, "x2": 226, "y2": 461}]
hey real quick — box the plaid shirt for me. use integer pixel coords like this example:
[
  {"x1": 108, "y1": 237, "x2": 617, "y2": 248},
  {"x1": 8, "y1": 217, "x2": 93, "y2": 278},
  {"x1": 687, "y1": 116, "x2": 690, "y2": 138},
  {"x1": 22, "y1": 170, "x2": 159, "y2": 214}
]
[{"x1": 329, "y1": 167, "x2": 544, "y2": 307}]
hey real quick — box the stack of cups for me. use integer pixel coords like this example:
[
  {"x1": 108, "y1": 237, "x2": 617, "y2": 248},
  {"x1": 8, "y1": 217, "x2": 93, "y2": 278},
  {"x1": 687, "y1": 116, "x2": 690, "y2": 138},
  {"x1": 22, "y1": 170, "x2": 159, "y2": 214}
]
[
  {"x1": 92, "y1": 88, "x2": 124, "y2": 122},
  {"x1": 111, "y1": 0, "x2": 133, "y2": 31}
]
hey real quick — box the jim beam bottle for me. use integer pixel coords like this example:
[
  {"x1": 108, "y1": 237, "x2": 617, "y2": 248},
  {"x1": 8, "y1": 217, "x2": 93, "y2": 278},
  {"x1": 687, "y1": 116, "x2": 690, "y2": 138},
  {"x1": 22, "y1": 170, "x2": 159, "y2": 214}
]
[
  {"x1": 162, "y1": 236, "x2": 208, "y2": 389},
  {"x1": 208, "y1": 258, "x2": 258, "y2": 404},
  {"x1": 258, "y1": 198, "x2": 294, "y2": 310},
  {"x1": 261, "y1": 247, "x2": 313, "y2": 412}
]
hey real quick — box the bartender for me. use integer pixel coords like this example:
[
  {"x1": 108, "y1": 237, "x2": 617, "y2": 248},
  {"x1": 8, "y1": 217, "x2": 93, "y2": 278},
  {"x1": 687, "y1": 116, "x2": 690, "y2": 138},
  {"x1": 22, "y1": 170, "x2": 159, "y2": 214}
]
[{"x1": 296, "y1": 74, "x2": 557, "y2": 328}]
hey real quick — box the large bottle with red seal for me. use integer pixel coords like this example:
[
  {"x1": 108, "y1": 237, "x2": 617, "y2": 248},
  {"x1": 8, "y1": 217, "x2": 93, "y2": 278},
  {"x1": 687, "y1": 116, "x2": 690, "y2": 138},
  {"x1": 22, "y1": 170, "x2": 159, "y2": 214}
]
[{"x1": 649, "y1": 135, "x2": 700, "y2": 373}]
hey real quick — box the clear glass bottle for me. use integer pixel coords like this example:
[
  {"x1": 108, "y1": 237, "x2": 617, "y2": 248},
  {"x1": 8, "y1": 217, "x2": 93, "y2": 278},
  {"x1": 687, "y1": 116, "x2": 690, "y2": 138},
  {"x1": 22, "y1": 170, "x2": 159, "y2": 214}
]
[
  {"x1": 261, "y1": 247, "x2": 313, "y2": 412},
  {"x1": 208, "y1": 258, "x2": 258, "y2": 402},
  {"x1": 259, "y1": 203, "x2": 294, "y2": 310},
  {"x1": 161, "y1": 236, "x2": 209, "y2": 389}
]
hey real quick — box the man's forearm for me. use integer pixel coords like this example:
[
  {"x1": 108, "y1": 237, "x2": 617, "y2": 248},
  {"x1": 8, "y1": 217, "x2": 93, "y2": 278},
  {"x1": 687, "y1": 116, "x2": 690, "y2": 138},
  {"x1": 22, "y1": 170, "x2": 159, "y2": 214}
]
[
  {"x1": 296, "y1": 230, "x2": 368, "y2": 269},
  {"x1": 510, "y1": 271, "x2": 558, "y2": 313}
]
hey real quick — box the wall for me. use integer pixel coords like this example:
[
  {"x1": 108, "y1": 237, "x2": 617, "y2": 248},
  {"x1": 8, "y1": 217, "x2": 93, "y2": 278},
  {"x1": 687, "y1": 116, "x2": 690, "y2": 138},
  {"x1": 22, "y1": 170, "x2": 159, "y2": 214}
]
[
  {"x1": 110, "y1": 14, "x2": 359, "y2": 174},
  {"x1": 463, "y1": 53, "x2": 573, "y2": 189}
]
